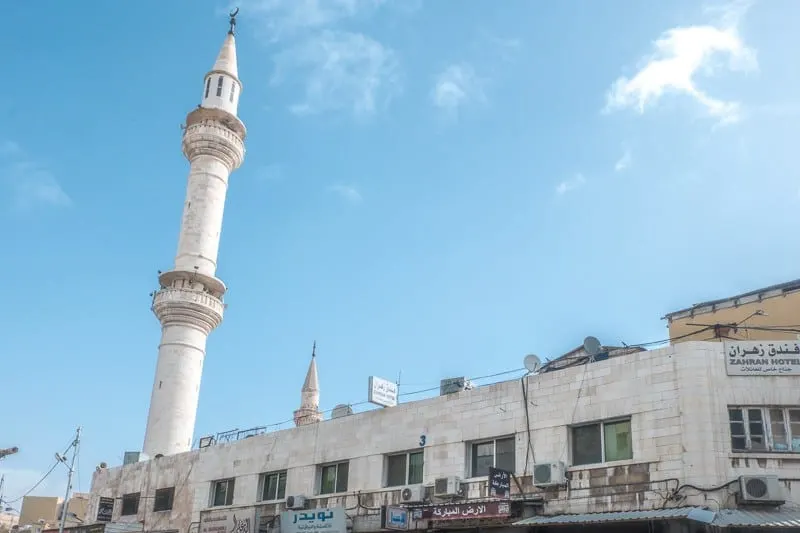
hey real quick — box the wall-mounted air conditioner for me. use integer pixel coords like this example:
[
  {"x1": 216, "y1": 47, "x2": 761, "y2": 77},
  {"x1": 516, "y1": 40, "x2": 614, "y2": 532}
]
[
  {"x1": 533, "y1": 461, "x2": 567, "y2": 487},
  {"x1": 286, "y1": 495, "x2": 307, "y2": 510},
  {"x1": 399, "y1": 485, "x2": 425, "y2": 503},
  {"x1": 737, "y1": 475, "x2": 785, "y2": 505},
  {"x1": 433, "y1": 476, "x2": 464, "y2": 498}
]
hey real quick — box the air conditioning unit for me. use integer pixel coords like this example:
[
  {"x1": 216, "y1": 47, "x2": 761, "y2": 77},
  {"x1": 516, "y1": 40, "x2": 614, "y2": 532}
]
[
  {"x1": 399, "y1": 485, "x2": 425, "y2": 503},
  {"x1": 286, "y1": 495, "x2": 307, "y2": 510},
  {"x1": 433, "y1": 476, "x2": 464, "y2": 498},
  {"x1": 737, "y1": 475, "x2": 785, "y2": 505},
  {"x1": 533, "y1": 461, "x2": 567, "y2": 487}
]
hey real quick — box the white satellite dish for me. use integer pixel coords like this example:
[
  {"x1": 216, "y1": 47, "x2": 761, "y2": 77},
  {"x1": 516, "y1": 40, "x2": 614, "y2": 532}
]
[
  {"x1": 523, "y1": 354, "x2": 541, "y2": 373},
  {"x1": 583, "y1": 336, "x2": 602, "y2": 357}
]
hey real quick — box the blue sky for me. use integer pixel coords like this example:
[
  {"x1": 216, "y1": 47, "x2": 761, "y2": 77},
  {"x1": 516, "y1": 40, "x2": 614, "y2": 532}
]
[{"x1": 3, "y1": 0, "x2": 800, "y2": 505}]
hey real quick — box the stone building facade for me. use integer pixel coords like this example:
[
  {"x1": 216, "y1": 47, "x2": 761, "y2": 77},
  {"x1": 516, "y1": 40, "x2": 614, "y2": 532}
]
[{"x1": 86, "y1": 341, "x2": 800, "y2": 532}]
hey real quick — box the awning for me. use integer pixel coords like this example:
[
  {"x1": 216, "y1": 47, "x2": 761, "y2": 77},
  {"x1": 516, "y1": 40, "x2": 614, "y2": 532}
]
[
  {"x1": 711, "y1": 508, "x2": 800, "y2": 528},
  {"x1": 513, "y1": 507, "x2": 705, "y2": 526}
]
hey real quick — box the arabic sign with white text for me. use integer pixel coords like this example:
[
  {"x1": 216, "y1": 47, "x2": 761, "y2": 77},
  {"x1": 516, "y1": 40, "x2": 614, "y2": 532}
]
[
  {"x1": 368, "y1": 376, "x2": 398, "y2": 408},
  {"x1": 724, "y1": 340, "x2": 800, "y2": 376},
  {"x1": 280, "y1": 508, "x2": 346, "y2": 533},
  {"x1": 419, "y1": 502, "x2": 511, "y2": 521},
  {"x1": 96, "y1": 497, "x2": 114, "y2": 522},
  {"x1": 200, "y1": 508, "x2": 256, "y2": 533}
]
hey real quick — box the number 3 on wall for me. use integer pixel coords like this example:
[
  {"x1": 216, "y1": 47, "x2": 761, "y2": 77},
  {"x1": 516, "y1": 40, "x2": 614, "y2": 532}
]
[{"x1": 419, "y1": 435, "x2": 426, "y2": 447}]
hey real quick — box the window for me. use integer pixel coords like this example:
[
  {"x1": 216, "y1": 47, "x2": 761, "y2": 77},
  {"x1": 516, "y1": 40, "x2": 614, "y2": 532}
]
[
  {"x1": 216, "y1": 76, "x2": 224, "y2": 97},
  {"x1": 386, "y1": 451, "x2": 424, "y2": 487},
  {"x1": 319, "y1": 462, "x2": 349, "y2": 495},
  {"x1": 210, "y1": 478, "x2": 235, "y2": 507},
  {"x1": 229, "y1": 83, "x2": 236, "y2": 103},
  {"x1": 572, "y1": 418, "x2": 633, "y2": 466},
  {"x1": 470, "y1": 437, "x2": 515, "y2": 477},
  {"x1": 204, "y1": 78, "x2": 211, "y2": 98},
  {"x1": 120, "y1": 493, "x2": 139, "y2": 516},
  {"x1": 259, "y1": 471, "x2": 287, "y2": 501},
  {"x1": 153, "y1": 487, "x2": 174, "y2": 512},
  {"x1": 729, "y1": 407, "x2": 800, "y2": 452}
]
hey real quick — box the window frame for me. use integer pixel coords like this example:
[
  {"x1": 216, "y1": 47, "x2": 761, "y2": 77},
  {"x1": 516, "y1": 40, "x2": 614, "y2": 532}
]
[
  {"x1": 216, "y1": 76, "x2": 224, "y2": 97},
  {"x1": 204, "y1": 78, "x2": 211, "y2": 99},
  {"x1": 728, "y1": 406, "x2": 800, "y2": 453},
  {"x1": 153, "y1": 487, "x2": 175, "y2": 512},
  {"x1": 318, "y1": 461, "x2": 349, "y2": 495},
  {"x1": 571, "y1": 417, "x2": 633, "y2": 467},
  {"x1": 385, "y1": 450, "x2": 424, "y2": 487},
  {"x1": 120, "y1": 493, "x2": 140, "y2": 516},
  {"x1": 229, "y1": 83, "x2": 236, "y2": 103},
  {"x1": 209, "y1": 478, "x2": 235, "y2": 507},
  {"x1": 259, "y1": 470, "x2": 288, "y2": 502},
  {"x1": 469, "y1": 436, "x2": 516, "y2": 478}
]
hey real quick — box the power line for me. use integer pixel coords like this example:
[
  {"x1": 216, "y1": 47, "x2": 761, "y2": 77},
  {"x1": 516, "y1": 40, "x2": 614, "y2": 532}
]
[{"x1": 2, "y1": 432, "x2": 79, "y2": 505}]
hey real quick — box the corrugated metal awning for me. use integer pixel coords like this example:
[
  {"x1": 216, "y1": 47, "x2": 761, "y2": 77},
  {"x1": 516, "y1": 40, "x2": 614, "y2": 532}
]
[
  {"x1": 711, "y1": 508, "x2": 800, "y2": 528},
  {"x1": 513, "y1": 507, "x2": 703, "y2": 526}
]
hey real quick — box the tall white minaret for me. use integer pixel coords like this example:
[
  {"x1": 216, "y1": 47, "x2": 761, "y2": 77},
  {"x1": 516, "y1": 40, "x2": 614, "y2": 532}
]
[
  {"x1": 142, "y1": 11, "x2": 246, "y2": 458},
  {"x1": 294, "y1": 342, "x2": 323, "y2": 426}
]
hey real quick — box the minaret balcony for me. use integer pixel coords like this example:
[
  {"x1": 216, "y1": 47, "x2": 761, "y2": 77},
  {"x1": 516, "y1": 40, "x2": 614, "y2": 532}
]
[{"x1": 151, "y1": 287, "x2": 224, "y2": 333}]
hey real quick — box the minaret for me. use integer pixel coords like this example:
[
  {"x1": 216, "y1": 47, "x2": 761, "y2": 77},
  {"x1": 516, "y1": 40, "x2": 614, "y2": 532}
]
[
  {"x1": 294, "y1": 342, "x2": 323, "y2": 426},
  {"x1": 142, "y1": 11, "x2": 246, "y2": 458}
]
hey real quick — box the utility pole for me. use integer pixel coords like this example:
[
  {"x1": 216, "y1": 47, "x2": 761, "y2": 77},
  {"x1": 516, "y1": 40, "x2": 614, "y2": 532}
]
[{"x1": 57, "y1": 427, "x2": 81, "y2": 533}]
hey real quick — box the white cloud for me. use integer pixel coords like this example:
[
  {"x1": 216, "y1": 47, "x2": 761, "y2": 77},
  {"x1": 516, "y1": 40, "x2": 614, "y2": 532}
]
[
  {"x1": 0, "y1": 142, "x2": 71, "y2": 211},
  {"x1": 238, "y1": 0, "x2": 387, "y2": 42},
  {"x1": 604, "y1": 1, "x2": 757, "y2": 124},
  {"x1": 328, "y1": 183, "x2": 363, "y2": 204},
  {"x1": 271, "y1": 30, "x2": 400, "y2": 117},
  {"x1": 431, "y1": 63, "x2": 484, "y2": 117},
  {"x1": 555, "y1": 173, "x2": 586, "y2": 195},
  {"x1": 615, "y1": 149, "x2": 632, "y2": 172}
]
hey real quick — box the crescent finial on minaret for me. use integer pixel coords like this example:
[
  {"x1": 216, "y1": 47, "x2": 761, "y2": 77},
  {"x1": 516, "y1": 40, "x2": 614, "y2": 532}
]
[{"x1": 228, "y1": 7, "x2": 239, "y2": 35}]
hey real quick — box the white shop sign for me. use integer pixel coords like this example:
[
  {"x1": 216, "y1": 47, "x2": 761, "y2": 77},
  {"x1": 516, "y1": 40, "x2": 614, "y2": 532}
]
[{"x1": 724, "y1": 340, "x2": 800, "y2": 376}]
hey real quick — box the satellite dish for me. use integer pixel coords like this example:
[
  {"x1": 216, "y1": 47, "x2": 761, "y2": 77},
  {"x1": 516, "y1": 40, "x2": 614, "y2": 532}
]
[
  {"x1": 583, "y1": 336, "x2": 602, "y2": 357},
  {"x1": 523, "y1": 354, "x2": 541, "y2": 373}
]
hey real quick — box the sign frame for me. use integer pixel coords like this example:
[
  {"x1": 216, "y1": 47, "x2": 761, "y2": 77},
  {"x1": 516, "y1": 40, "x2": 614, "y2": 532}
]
[
  {"x1": 381, "y1": 506, "x2": 409, "y2": 531},
  {"x1": 368, "y1": 376, "x2": 398, "y2": 408},
  {"x1": 724, "y1": 340, "x2": 800, "y2": 376}
]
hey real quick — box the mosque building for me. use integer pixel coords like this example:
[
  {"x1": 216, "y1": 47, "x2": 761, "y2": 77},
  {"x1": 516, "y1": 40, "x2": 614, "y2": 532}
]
[{"x1": 84, "y1": 12, "x2": 800, "y2": 533}]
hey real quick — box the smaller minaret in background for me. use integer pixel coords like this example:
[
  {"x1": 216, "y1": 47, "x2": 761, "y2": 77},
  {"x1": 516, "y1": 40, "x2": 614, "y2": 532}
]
[{"x1": 294, "y1": 342, "x2": 323, "y2": 426}]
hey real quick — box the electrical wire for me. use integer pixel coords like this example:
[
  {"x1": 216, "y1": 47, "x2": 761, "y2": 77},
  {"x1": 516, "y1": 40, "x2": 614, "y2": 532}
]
[{"x1": 3, "y1": 432, "x2": 79, "y2": 504}]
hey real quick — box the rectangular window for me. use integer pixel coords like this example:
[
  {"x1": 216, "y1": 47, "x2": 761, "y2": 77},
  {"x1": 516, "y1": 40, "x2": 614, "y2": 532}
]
[
  {"x1": 386, "y1": 451, "x2": 424, "y2": 487},
  {"x1": 153, "y1": 487, "x2": 174, "y2": 512},
  {"x1": 470, "y1": 437, "x2": 515, "y2": 477},
  {"x1": 230, "y1": 83, "x2": 236, "y2": 103},
  {"x1": 319, "y1": 462, "x2": 349, "y2": 495},
  {"x1": 120, "y1": 493, "x2": 139, "y2": 516},
  {"x1": 216, "y1": 76, "x2": 224, "y2": 97},
  {"x1": 728, "y1": 406, "x2": 800, "y2": 452},
  {"x1": 205, "y1": 78, "x2": 211, "y2": 98},
  {"x1": 571, "y1": 418, "x2": 633, "y2": 466},
  {"x1": 260, "y1": 471, "x2": 287, "y2": 501},
  {"x1": 210, "y1": 478, "x2": 235, "y2": 507}
]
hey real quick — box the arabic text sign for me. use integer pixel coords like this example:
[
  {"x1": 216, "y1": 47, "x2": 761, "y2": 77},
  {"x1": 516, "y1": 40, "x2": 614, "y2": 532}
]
[
  {"x1": 421, "y1": 501, "x2": 511, "y2": 521},
  {"x1": 368, "y1": 376, "x2": 398, "y2": 408},
  {"x1": 280, "y1": 508, "x2": 346, "y2": 533},
  {"x1": 200, "y1": 508, "x2": 256, "y2": 533},
  {"x1": 381, "y1": 506, "x2": 409, "y2": 531},
  {"x1": 489, "y1": 467, "x2": 511, "y2": 497},
  {"x1": 724, "y1": 341, "x2": 800, "y2": 376},
  {"x1": 96, "y1": 497, "x2": 114, "y2": 522}
]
